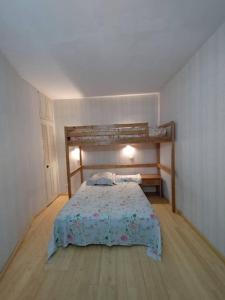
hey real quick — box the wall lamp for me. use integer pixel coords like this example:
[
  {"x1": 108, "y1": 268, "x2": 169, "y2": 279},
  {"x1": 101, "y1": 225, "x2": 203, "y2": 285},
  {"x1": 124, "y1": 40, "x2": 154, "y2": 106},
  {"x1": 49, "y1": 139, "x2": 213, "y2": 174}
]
[
  {"x1": 71, "y1": 147, "x2": 80, "y2": 161},
  {"x1": 123, "y1": 145, "x2": 135, "y2": 159}
]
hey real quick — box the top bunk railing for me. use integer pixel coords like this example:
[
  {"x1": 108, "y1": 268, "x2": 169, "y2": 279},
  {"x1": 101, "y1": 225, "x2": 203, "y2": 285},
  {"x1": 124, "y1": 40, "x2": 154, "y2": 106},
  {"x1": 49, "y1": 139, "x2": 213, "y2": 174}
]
[{"x1": 65, "y1": 122, "x2": 175, "y2": 146}]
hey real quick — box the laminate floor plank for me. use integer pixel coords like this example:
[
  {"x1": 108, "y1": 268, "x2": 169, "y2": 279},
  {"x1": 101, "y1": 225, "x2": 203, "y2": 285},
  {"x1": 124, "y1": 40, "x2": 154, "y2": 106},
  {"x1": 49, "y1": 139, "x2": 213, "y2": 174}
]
[{"x1": 0, "y1": 195, "x2": 225, "y2": 300}]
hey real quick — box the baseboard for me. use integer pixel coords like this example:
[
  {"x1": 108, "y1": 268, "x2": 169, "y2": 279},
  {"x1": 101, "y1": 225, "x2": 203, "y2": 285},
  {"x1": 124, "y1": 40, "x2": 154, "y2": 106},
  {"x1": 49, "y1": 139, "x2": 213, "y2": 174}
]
[
  {"x1": 46, "y1": 194, "x2": 62, "y2": 207},
  {"x1": 0, "y1": 222, "x2": 31, "y2": 281},
  {"x1": 177, "y1": 209, "x2": 225, "y2": 264},
  {"x1": 0, "y1": 194, "x2": 62, "y2": 280},
  {"x1": 58, "y1": 193, "x2": 68, "y2": 196},
  {"x1": 163, "y1": 196, "x2": 170, "y2": 203},
  {"x1": 32, "y1": 206, "x2": 47, "y2": 219}
]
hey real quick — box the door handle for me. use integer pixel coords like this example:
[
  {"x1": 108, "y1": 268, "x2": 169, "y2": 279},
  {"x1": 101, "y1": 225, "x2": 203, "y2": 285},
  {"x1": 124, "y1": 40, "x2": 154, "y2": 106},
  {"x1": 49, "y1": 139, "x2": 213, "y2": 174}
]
[{"x1": 46, "y1": 165, "x2": 49, "y2": 168}]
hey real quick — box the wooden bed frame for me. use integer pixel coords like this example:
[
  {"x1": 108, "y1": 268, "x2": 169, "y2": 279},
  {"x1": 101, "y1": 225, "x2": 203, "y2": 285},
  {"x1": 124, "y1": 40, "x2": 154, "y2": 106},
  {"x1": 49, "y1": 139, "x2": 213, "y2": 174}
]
[{"x1": 64, "y1": 122, "x2": 176, "y2": 212}]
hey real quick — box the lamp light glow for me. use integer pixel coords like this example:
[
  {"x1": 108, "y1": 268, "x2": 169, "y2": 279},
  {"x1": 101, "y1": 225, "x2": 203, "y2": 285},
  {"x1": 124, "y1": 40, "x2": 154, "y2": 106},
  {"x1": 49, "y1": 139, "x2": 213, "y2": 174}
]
[
  {"x1": 123, "y1": 145, "x2": 135, "y2": 159},
  {"x1": 71, "y1": 147, "x2": 80, "y2": 161}
]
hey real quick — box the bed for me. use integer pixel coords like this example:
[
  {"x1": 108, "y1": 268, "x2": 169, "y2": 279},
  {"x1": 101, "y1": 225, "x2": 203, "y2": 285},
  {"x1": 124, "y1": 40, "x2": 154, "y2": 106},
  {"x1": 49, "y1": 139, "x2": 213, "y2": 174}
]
[
  {"x1": 48, "y1": 181, "x2": 162, "y2": 260},
  {"x1": 64, "y1": 122, "x2": 176, "y2": 214}
]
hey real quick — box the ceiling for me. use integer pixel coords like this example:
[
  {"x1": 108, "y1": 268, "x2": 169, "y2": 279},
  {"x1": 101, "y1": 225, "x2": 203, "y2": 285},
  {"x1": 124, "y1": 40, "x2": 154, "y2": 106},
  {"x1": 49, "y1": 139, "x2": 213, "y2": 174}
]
[{"x1": 0, "y1": 0, "x2": 225, "y2": 99}]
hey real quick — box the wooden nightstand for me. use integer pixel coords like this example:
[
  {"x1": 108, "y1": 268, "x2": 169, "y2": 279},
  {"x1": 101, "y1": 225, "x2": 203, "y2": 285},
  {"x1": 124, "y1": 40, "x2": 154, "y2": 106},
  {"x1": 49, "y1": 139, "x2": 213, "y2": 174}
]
[{"x1": 140, "y1": 174, "x2": 162, "y2": 197}]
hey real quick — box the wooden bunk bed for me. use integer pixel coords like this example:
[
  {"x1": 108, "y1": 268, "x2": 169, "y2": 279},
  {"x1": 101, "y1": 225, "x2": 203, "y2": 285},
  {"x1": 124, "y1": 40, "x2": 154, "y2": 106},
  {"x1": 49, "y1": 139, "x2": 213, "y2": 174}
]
[{"x1": 64, "y1": 121, "x2": 176, "y2": 212}]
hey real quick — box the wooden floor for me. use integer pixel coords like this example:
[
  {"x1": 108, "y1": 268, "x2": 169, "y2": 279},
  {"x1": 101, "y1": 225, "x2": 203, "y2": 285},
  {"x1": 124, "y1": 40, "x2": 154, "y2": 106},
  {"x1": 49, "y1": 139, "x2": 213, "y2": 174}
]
[{"x1": 0, "y1": 195, "x2": 225, "y2": 300}]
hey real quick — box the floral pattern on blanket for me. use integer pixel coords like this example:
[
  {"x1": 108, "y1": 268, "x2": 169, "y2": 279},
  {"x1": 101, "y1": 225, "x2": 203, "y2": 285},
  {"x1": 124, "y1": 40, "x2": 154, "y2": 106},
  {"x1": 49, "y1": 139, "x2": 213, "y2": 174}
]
[{"x1": 48, "y1": 182, "x2": 161, "y2": 260}]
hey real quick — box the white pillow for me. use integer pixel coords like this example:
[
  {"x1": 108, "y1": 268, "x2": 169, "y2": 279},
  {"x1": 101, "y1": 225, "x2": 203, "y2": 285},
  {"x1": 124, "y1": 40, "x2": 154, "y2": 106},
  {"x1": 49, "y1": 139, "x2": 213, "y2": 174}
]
[
  {"x1": 87, "y1": 172, "x2": 115, "y2": 186},
  {"x1": 115, "y1": 174, "x2": 141, "y2": 184}
]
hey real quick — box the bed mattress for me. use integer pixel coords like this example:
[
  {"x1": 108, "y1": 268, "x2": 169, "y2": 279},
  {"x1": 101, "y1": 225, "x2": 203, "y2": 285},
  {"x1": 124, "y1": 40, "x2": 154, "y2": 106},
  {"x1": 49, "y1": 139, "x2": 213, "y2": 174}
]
[{"x1": 48, "y1": 182, "x2": 161, "y2": 260}]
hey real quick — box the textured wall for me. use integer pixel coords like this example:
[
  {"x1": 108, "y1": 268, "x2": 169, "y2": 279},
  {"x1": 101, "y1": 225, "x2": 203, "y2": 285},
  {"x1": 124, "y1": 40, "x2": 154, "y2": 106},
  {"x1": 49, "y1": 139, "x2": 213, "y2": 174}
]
[
  {"x1": 159, "y1": 143, "x2": 172, "y2": 201},
  {"x1": 54, "y1": 94, "x2": 159, "y2": 193},
  {"x1": 0, "y1": 51, "x2": 47, "y2": 271},
  {"x1": 160, "y1": 22, "x2": 225, "y2": 256}
]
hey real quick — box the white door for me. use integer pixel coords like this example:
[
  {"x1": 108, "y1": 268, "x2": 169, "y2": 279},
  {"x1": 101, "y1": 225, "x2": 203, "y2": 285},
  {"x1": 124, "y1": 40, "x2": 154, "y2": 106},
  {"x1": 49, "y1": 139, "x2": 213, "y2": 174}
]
[{"x1": 41, "y1": 123, "x2": 58, "y2": 205}]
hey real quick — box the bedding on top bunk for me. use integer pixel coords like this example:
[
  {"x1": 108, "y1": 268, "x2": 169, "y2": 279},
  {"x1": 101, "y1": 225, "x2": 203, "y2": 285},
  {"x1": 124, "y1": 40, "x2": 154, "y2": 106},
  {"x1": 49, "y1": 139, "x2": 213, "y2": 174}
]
[
  {"x1": 69, "y1": 127, "x2": 167, "y2": 142},
  {"x1": 48, "y1": 181, "x2": 161, "y2": 260},
  {"x1": 149, "y1": 127, "x2": 167, "y2": 137}
]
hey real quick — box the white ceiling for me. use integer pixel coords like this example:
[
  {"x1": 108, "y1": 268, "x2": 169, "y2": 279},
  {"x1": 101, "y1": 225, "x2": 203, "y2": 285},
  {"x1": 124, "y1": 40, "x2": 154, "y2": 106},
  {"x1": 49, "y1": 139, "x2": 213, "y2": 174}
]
[{"x1": 0, "y1": 0, "x2": 225, "y2": 99}]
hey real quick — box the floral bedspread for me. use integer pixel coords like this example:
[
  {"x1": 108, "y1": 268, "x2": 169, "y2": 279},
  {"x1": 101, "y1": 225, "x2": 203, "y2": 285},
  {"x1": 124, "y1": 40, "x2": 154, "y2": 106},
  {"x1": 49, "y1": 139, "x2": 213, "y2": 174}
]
[{"x1": 48, "y1": 182, "x2": 161, "y2": 260}]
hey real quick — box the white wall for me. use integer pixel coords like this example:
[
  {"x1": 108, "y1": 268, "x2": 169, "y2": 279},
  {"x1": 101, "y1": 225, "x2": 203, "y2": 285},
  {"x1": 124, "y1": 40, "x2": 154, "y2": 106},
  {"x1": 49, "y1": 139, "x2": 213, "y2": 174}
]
[
  {"x1": 159, "y1": 143, "x2": 172, "y2": 201},
  {"x1": 0, "y1": 51, "x2": 47, "y2": 271},
  {"x1": 160, "y1": 22, "x2": 225, "y2": 256},
  {"x1": 54, "y1": 94, "x2": 159, "y2": 193}
]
